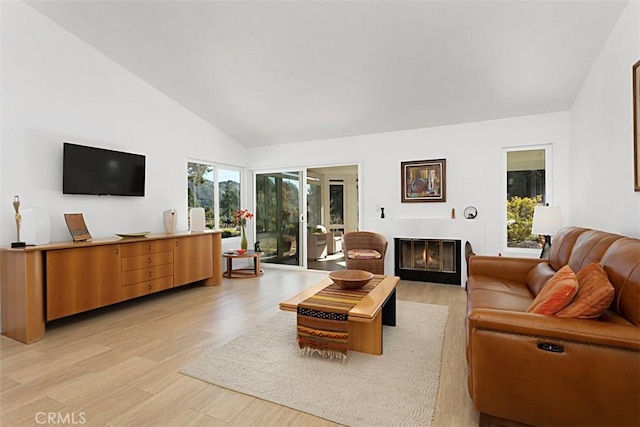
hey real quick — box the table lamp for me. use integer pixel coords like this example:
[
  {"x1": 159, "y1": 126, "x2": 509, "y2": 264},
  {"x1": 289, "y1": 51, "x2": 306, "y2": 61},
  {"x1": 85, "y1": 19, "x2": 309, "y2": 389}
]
[{"x1": 532, "y1": 205, "x2": 562, "y2": 259}]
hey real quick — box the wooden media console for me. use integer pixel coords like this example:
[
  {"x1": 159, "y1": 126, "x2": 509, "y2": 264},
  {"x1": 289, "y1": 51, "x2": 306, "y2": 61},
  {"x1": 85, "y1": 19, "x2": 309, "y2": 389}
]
[{"x1": 0, "y1": 231, "x2": 222, "y2": 344}]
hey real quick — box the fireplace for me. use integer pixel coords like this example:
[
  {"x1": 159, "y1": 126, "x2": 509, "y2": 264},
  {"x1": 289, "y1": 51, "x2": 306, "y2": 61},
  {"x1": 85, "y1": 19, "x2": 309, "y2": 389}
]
[{"x1": 394, "y1": 238, "x2": 461, "y2": 285}]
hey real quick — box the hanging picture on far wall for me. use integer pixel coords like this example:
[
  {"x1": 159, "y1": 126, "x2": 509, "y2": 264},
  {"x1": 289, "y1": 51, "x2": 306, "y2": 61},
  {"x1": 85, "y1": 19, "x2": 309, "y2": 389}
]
[
  {"x1": 401, "y1": 158, "x2": 447, "y2": 202},
  {"x1": 633, "y1": 59, "x2": 640, "y2": 191}
]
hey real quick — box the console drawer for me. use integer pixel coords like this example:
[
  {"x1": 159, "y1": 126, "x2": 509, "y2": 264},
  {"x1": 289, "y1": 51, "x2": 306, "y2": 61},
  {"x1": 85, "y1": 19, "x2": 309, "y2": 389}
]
[
  {"x1": 121, "y1": 251, "x2": 173, "y2": 272},
  {"x1": 121, "y1": 264, "x2": 174, "y2": 286},
  {"x1": 121, "y1": 239, "x2": 174, "y2": 257},
  {"x1": 121, "y1": 276, "x2": 174, "y2": 301}
]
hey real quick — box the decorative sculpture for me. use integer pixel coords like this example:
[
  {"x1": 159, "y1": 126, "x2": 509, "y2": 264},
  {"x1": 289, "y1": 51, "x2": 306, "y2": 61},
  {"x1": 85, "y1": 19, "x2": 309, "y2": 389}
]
[{"x1": 11, "y1": 195, "x2": 26, "y2": 248}]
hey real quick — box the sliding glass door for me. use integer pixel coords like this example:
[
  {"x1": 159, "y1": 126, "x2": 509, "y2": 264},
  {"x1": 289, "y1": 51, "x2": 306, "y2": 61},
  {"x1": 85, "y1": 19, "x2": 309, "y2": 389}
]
[{"x1": 255, "y1": 171, "x2": 305, "y2": 267}]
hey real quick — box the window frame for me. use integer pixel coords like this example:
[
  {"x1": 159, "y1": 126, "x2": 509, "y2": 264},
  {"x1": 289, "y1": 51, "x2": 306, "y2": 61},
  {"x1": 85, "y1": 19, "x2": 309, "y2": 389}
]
[
  {"x1": 328, "y1": 179, "x2": 345, "y2": 233},
  {"x1": 503, "y1": 144, "x2": 553, "y2": 256},
  {"x1": 187, "y1": 159, "x2": 243, "y2": 238},
  {"x1": 306, "y1": 173, "x2": 323, "y2": 232}
]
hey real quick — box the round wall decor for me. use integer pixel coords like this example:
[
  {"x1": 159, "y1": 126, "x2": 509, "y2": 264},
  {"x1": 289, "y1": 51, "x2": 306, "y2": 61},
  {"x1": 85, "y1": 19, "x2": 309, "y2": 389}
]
[{"x1": 464, "y1": 206, "x2": 478, "y2": 219}]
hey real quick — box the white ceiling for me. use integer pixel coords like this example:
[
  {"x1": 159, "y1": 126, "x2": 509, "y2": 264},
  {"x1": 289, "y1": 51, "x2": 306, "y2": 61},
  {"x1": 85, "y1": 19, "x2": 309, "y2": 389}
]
[{"x1": 26, "y1": 0, "x2": 628, "y2": 148}]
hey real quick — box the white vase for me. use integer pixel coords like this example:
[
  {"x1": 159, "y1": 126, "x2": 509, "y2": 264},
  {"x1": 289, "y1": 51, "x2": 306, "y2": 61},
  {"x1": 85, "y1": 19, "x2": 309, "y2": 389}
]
[{"x1": 163, "y1": 209, "x2": 177, "y2": 234}]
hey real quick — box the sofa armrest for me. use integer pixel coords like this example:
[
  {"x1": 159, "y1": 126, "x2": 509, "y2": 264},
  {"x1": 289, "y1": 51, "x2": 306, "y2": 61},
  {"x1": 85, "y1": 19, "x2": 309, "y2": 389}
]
[
  {"x1": 467, "y1": 308, "x2": 640, "y2": 426},
  {"x1": 468, "y1": 308, "x2": 640, "y2": 351},
  {"x1": 468, "y1": 256, "x2": 545, "y2": 284}
]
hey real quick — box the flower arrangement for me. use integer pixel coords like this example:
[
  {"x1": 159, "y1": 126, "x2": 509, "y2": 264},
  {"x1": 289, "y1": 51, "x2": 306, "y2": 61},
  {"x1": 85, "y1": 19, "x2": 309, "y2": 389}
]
[
  {"x1": 232, "y1": 209, "x2": 254, "y2": 227},
  {"x1": 233, "y1": 209, "x2": 253, "y2": 250}
]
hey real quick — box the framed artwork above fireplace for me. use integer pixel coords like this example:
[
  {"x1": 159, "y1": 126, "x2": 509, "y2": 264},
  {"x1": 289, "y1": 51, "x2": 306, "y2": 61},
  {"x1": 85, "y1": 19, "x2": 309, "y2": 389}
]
[{"x1": 401, "y1": 158, "x2": 447, "y2": 202}]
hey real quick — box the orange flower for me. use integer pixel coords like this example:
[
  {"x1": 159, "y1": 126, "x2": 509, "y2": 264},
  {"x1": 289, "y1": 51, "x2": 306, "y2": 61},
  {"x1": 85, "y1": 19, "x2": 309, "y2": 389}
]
[{"x1": 232, "y1": 209, "x2": 253, "y2": 226}]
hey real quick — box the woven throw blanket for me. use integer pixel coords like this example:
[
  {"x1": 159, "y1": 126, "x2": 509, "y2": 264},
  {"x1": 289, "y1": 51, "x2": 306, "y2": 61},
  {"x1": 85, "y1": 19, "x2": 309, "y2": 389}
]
[{"x1": 297, "y1": 275, "x2": 384, "y2": 360}]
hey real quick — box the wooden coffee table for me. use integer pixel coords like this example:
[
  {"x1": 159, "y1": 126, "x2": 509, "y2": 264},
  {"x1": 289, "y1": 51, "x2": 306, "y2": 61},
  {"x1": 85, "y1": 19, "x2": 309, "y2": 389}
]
[{"x1": 279, "y1": 274, "x2": 399, "y2": 355}]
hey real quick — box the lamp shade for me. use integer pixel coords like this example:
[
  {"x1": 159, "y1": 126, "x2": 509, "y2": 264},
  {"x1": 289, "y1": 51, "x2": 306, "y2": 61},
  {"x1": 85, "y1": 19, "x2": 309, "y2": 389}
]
[{"x1": 532, "y1": 206, "x2": 562, "y2": 236}]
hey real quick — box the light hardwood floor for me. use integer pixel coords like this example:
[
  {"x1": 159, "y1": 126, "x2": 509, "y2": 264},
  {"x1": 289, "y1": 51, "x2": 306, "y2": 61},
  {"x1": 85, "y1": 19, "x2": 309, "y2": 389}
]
[{"x1": 0, "y1": 269, "x2": 479, "y2": 426}]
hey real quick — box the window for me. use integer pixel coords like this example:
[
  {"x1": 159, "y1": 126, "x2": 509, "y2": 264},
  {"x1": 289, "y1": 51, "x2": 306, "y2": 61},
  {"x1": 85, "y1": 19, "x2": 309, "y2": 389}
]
[
  {"x1": 187, "y1": 162, "x2": 214, "y2": 229},
  {"x1": 255, "y1": 171, "x2": 302, "y2": 265},
  {"x1": 306, "y1": 175, "x2": 322, "y2": 232},
  {"x1": 505, "y1": 146, "x2": 551, "y2": 249},
  {"x1": 218, "y1": 168, "x2": 241, "y2": 235},
  {"x1": 188, "y1": 161, "x2": 241, "y2": 238},
  {"x1": 329, "y1": 180, "x2": 344, "y2": 231}
]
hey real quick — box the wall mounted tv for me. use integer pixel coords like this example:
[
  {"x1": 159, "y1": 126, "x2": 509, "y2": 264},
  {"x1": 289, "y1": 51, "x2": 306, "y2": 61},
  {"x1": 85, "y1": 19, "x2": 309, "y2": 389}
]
[{"x1": 63, "y1": 142, "x2": 146, "y2": 196}]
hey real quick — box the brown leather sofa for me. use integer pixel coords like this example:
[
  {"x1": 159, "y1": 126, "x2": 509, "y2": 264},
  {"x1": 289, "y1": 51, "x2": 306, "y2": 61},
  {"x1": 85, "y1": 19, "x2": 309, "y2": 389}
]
[{"x1": 466, "y1": 226, "x2": 640, "y2": 426}]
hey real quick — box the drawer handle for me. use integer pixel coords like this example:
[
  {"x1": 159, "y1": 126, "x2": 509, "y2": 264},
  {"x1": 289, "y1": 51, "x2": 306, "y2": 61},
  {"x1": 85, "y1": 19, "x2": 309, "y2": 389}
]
[
  {"x1": 147, "y1": 244, "x2": 152, "y2": 251},
  {"x1": 115, "y1": 248, "x2": 119, "y2": 255},
  {"x1": 148, "y1": 284, "x2": 152, "y2": 290},
  {"x1": 175, "y1": 241, "x2": 179, "y2": 247},
  {"x1": 147, "y1": 271, "x2": 152, "y2": 278},
  {"x1": 147, "y1": 257, "x2": 152, "y2": 264}
]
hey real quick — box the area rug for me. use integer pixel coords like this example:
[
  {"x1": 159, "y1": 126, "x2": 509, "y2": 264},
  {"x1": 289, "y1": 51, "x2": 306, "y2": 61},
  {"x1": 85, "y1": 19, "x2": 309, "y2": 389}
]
[{"x1": 180, "y1": 301, "x2": 449, "y2": 427}]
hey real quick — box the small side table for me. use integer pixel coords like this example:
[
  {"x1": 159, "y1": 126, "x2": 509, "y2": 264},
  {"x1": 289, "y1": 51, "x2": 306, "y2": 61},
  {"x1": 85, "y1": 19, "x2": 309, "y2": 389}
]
[{"x1": 222, "y1": 250, "x2": 263, "y2": 279}]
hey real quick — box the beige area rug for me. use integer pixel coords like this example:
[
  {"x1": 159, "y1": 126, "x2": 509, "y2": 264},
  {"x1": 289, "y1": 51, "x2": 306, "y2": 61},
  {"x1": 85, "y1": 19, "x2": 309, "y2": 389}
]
[{"x1": 180, "y1": 301, "x2": 449, "y2": 427}]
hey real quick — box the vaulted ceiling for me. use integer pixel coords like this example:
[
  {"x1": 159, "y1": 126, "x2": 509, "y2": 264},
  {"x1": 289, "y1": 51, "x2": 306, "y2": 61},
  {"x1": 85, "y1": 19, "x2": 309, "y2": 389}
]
[{"x1": 26, "y1": 0, "x2": 628, "y2": 147}]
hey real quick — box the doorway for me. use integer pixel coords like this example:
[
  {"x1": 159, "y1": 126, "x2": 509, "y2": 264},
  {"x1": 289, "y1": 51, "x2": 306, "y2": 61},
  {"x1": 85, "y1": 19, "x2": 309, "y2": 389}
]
[
  {"x1": 306, "y1": 165, "x2": 359, "y2": 272},
  {"x1": 253, "y1": 164, "x2": 358, "y2": 271},
  {"x1": 255, "y1": 171, "x2": 304, "y2": 267}
]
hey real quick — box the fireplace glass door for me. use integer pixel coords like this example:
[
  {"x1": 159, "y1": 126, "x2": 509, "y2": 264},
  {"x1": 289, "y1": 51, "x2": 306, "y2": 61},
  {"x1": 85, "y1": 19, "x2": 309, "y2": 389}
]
[{"x1": 395, "y1": 238, "x2": 461, "y2": 285}]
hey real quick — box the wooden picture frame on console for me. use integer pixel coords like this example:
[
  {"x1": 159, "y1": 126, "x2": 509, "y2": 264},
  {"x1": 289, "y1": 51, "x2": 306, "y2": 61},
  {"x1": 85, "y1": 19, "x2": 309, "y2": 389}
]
[
  {"x1": 633, "y1": 59, "x2": 640, "y2": 191},
  {"x1": 401, "y1": 158, "x2": 447, "y2": 203},
  {"x1": 64, "y1": 213, "x2": 92, "y2": 242}
]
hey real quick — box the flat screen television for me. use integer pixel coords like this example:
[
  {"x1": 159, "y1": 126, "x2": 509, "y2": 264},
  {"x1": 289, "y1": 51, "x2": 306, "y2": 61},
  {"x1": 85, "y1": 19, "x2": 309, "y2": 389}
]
[{"x1": 63, "y1": 142, "x2": 146, "y2": 196}]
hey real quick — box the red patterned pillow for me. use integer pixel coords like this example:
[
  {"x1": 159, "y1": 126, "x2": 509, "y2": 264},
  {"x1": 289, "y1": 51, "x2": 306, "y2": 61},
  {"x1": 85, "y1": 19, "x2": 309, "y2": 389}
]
[
  {"x1": 526, "y1": 265, "x2": 579, "y2": 315},
  {"x1": 556, "y1": 263, "x2": 615, "y2": 318}
]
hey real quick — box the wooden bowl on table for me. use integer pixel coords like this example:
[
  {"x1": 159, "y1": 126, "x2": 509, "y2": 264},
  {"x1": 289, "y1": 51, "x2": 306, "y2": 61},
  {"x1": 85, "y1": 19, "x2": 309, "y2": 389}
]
[{"x1": 329, "y1": 270, "x2": 374, "y2": 289}]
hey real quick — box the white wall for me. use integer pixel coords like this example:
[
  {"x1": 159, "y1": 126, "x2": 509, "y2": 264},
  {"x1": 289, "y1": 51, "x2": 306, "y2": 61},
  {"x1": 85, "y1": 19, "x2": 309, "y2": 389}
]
[
  {"x1": 3, "y1": 0, "x2": 636, "y2": 272},
  {"x1": 0, "y1": 1, "x2": 248, "y2": 246},
  {"x1": 570, "y1": 0, "x2": 640, "y2": 237},
  {"x1": 249, "y1": 111, "x2": 572, "y2": 272}
]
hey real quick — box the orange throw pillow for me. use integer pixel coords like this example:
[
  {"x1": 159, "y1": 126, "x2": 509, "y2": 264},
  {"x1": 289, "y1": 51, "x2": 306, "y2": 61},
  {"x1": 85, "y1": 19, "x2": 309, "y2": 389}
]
[
  {"x1": 527, "y1": 265, "x2": 579, "y2": 315},
  {"x1": 556, "y1": 263, "x2": 615, "y2": 318}
]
